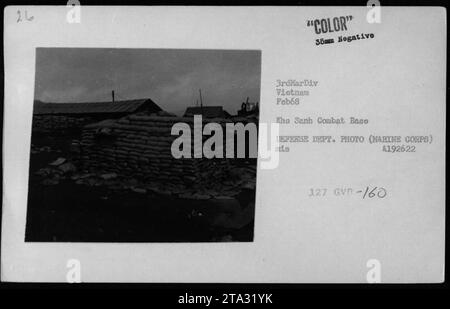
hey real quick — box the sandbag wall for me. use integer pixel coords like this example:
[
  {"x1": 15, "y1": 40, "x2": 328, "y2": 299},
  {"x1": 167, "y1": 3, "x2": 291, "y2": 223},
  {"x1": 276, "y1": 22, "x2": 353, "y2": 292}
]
[
  {"x1": 79, "y1": 114, "x2": 247, "y2": 187},
  {"x1": 33, "y1": 115, "x2": 94, "y2": 134}
]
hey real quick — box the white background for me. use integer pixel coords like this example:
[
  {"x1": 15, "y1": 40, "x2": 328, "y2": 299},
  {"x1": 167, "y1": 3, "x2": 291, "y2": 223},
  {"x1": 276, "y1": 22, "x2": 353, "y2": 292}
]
[{"x1": 2, "y1": 6, "x2": 446, "y2": 282}]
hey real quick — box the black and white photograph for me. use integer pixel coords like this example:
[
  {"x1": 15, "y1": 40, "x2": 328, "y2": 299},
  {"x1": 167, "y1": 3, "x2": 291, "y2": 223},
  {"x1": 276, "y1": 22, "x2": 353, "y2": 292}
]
[{"x1": 26, "y1": 48, "x2": 261, "y2": 242}]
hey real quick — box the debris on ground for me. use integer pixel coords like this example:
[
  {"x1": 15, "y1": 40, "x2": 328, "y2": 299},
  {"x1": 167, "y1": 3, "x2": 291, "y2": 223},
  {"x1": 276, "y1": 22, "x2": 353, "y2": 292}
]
[
  {"x1": 100, "y1": 173, "x2": 118, "y2": 180},
  {"x1": 31, "y1": 144, "x2": 53, "y2": 154},
  {"x1": 49, "y1": 157, "x2": 66, "y2": 166},
  {"x1": 130, "y1": 187, "x2": 147, "y2": 194},
  {"x1": 71, "y1": 173, "x2": 95, "y2": 180},
  {"x1": 58, "y1": 162, "x2": 76, "y2": 173},
  {"x1": 35, "y1": 167, "x2": 53, "y2": 177},
  {"x1": 35, "y1": 158, "x2": 79, "y2": 185}
]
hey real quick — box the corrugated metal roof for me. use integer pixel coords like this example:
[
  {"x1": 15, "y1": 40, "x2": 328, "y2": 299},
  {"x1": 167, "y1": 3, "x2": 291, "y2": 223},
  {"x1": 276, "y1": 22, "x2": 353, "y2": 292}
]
[
  {"x1": 33, "y1": 99, "x2": 161, "y2": 115},
  {"x1": 184, "y1": 106, "x2": 229, "y2": 118}
]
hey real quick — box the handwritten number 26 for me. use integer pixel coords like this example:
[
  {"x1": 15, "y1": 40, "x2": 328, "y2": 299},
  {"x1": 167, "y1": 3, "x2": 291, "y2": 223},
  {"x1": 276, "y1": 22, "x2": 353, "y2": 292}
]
[{"x1": 17, "y1": 10, "x2": 34, "y2": 23}]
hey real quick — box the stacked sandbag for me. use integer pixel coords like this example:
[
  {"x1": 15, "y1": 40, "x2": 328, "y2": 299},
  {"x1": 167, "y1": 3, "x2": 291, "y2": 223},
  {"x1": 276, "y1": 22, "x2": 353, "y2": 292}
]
[{"x1": 80, "y1": 114, "x2": 239, "y2": 187}]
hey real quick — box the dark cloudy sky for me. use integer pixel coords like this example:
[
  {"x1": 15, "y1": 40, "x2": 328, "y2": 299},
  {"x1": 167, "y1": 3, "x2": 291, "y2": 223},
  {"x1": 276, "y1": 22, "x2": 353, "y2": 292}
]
[{"x1": 34, "y1": 48, "x2": 261, "y2": 115}]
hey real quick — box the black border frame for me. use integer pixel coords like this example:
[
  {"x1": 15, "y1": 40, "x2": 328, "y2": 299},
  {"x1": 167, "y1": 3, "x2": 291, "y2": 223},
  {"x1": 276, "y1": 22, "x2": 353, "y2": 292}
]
[{"x1": 0, "y1": 0, "x2": 448, "y2": 298}]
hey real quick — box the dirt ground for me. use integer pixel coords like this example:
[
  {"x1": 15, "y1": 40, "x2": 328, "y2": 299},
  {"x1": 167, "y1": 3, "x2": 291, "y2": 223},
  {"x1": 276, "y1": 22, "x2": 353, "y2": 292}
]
[{"x1": 25, "y1": 133, "x2": 254, "y2": 242}]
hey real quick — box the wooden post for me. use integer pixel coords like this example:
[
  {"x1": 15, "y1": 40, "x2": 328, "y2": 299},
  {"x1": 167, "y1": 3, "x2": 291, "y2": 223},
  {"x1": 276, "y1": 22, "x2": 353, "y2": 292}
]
[{"x1": 199, "y1": 89, "x2": 203, "y2": 107}]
